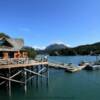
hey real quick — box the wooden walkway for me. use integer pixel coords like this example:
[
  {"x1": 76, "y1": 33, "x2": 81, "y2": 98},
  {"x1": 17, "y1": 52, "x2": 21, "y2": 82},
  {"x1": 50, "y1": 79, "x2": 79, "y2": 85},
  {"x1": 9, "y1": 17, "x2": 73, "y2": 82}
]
[
  {"x1": 48, "y1": 62, "x2": 88, "y2": 70},
  {"x1": 0, "y1": 61, "x2": 48, "y2": 69},
  {"x1": 48, "y1": 62, "x2": 68, "y2": 69},
  {"x1": 0, "y1": 58, "x2": 48, "y2": 69}
]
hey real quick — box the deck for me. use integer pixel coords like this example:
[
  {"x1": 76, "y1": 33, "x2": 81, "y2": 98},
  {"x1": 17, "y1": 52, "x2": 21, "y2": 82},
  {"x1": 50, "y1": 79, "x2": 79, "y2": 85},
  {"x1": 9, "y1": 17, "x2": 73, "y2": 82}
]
[
  {"x1": 0, "y1": 58, "x2": 48, "y2": 69},
  {"x1": 0, "y1": 58, "x2": 49, "y2": 96},
  {"x1": 48, "y1": 62, "x2": 68, "y2": 69},
  {"x1": 0, "y1": 61, "x2": 48, "y2": 69}
]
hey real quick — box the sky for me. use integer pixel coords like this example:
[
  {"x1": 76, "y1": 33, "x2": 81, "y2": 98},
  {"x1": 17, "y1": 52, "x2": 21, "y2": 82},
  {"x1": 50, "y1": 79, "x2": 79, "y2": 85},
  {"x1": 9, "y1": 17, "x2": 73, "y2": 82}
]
[{"x1": 0, "y1": 0, "x2": 100, "y2": 49}]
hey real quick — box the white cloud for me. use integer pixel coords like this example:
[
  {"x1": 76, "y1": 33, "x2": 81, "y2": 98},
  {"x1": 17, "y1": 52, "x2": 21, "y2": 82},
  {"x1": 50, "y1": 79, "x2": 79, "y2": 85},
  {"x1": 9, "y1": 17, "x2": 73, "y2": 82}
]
[{"x1": 32, "y1": 45, "x2": 46, "y2": 50}]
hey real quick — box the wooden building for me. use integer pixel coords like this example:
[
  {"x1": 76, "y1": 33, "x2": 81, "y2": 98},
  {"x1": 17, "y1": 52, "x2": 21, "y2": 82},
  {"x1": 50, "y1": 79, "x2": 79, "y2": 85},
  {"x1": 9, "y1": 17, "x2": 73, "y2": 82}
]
[{"x1": 0, "y1": 37, "x2": 28, "y2": 59}]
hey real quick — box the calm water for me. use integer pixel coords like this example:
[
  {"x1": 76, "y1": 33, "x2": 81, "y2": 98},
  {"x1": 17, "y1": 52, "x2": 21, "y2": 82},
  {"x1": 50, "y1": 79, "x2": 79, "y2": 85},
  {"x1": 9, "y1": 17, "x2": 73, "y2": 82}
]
[{"x1": 0, "y1": 56, "x2": 100, "y2": 100}]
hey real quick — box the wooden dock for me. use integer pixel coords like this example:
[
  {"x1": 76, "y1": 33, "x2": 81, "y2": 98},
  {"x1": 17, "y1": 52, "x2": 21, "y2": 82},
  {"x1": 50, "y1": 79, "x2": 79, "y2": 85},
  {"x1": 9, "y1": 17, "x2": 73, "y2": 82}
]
[
  {"x1": 0, "y1": 58, "x2": 88, "y2": 96},
  {"x1": 0, "y1": 60, "x2": 48, "y2": 69},
  {"x1": 48, "y1": 62, "x2": 88, "y2": 72},
  {"x1": 0, "y1": 58, "x2": 49, "y2": 96},
  {"x1": 48, "y1": 62, "x2": 68, "y2": 69},
  {"x1": 0, "y1": 58, "x2": 48, "y2": 69}
]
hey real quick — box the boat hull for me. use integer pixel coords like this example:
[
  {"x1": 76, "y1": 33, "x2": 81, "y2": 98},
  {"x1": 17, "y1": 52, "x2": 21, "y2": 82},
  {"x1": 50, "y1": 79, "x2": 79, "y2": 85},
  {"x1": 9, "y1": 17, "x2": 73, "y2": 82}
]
[
  {"x1": 85, "y1": 65, "x2": 100, "y2": 70},
  {"x1": 65, "y1": 68, "x2": 79, "y2": 73}
]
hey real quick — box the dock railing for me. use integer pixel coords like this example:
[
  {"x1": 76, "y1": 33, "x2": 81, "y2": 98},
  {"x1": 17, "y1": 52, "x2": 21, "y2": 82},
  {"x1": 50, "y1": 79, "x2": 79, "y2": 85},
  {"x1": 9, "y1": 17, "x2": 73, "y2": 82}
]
[
  {"x1": 0, "y1": 57, "x2": 48, "y2": 65},
  {"x1": 0, "y1": 58, "x2": 31, "y2": 65}
]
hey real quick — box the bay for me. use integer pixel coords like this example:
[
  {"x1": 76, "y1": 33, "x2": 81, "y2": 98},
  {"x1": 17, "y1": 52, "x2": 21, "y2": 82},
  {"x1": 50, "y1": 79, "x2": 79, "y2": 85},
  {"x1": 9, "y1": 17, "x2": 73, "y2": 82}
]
[{"x1": 0, "y1": 56, "x2": 100, "y2": 100}]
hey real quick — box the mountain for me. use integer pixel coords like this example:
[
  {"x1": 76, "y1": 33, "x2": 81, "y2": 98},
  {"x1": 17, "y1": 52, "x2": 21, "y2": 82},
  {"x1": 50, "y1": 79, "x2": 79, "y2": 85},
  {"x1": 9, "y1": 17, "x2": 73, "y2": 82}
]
[
  {"x1": 45, "y1": 43, "x2": 68, "y2": 51},
  {"x1": 37, "y1": 42, "x2": 100, "y2": 56},
  {"x1": 73, "y1": 42, "x2": 100, "y2": 55}
]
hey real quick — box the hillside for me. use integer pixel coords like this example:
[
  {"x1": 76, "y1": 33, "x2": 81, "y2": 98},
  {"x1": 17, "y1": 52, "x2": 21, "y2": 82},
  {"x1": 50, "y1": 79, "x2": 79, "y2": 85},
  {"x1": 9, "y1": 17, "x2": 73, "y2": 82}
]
[
  {"x1": 73, "y1": 42, "x2": 100, "y2": 55},
  {"x1": 37, "y1": 42, "x2": 100, "y2": 56},
  {"x1": 45, "y1": 43, "x2": 68, "y2": 51}
]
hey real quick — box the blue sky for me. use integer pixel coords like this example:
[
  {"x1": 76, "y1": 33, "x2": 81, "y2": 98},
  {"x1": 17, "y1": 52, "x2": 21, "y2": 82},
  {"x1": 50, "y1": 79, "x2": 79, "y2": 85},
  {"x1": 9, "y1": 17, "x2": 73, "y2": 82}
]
[{"x1": 0, "y1": 0, "x2": 100, "y2": 49}]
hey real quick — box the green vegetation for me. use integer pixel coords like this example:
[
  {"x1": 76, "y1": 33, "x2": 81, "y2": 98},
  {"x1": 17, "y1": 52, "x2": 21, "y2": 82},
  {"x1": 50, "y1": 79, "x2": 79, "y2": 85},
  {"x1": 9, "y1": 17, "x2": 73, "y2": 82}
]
[
  {"x1": 46, "y1": 48, "x2": 76, "y2": 56},
  {"x1": 38, "y1": 42, "x2": 100, "y2": 56},
  {"x1": 74, "y1": 42, "x2": 100, "y2": 55},
  {"x1": 22, "y1": 46, "x2": 37, "y2": 59}
]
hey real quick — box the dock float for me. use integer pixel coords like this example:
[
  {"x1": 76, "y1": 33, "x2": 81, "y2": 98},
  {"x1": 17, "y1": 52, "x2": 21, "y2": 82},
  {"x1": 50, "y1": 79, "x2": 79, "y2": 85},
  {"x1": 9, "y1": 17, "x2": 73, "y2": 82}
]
[{"x1": 48, "y1": 62, "x2": 89, "y2": 72}]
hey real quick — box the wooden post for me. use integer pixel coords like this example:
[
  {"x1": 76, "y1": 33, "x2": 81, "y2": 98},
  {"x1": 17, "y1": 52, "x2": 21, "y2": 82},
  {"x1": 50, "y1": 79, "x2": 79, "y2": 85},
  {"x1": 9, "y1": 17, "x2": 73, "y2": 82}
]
[
  {"x1": 36, "y1": 66, "x2": 38, "y2": 89},
  {"x1": 8, "y1": 68, "x2": 11, "y2": 97},
  {"x1": 24, "y1": 68, "x2": 27, "y2": 94},
  {"x1": 32, "y1": 66, "x2": 35, "y2": 82},
  {"x1": 40, "y1": 65, "x2": 42, "y2": 87},
  {"x1": 46, "y1": 65, "x2": 49, "y2": 88},
  {"x1": 31, "y1": 67, "x2": 33, "y2": 85}
]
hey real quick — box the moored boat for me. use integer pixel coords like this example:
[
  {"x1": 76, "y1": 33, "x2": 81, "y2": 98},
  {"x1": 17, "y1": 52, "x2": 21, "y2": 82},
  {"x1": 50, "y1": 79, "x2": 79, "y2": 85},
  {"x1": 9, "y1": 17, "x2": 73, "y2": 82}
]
[
  {"x1": 65, "y1": 63, "x2": 88, "y2": 73},
  {"x1": 84, "y1": 60, "x2": 100, "y2": 70},
  {"x1": 85, "y1": 64, "x2": 100, "y2": 70},
  {"x1": 65, "y1": 66, "x2": 79, "y2": 73}
]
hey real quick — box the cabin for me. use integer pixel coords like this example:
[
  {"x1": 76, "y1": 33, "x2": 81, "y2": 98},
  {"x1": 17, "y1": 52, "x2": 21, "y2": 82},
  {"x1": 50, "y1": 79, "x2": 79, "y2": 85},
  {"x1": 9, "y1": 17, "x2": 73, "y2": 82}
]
[{"x1": 0, "y1": 37, "x2": 28, "y2": 59}]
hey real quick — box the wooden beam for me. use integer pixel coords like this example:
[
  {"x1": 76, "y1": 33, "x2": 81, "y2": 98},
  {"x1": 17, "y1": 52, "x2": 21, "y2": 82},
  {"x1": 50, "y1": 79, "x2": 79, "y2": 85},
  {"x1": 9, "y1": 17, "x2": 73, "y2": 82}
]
[
  {"x1": 0, "y1": 76, "x2": 24, "y2": 84},
  {"x1": 26, "y1": 75, "x2": 36, "y2": 82},
  {"x1": 24, "y1": 68, "x2": 46, "y2": 78},
  {"x1": 10, "y1": 70, "x2": 22, "y2": 79},
  {"x1": 0, "y1": 81, "x2": 6, "y2": 85},
  {"x1": 38, "y1": 67, "x2": 46, "y2": 73}
]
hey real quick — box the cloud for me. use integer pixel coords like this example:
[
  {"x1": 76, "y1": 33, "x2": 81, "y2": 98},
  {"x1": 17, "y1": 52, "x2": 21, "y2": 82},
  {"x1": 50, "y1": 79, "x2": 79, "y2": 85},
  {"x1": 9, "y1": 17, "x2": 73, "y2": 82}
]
[{"x1": 32, "y1": 45, "x2": 46, "y2": 50}]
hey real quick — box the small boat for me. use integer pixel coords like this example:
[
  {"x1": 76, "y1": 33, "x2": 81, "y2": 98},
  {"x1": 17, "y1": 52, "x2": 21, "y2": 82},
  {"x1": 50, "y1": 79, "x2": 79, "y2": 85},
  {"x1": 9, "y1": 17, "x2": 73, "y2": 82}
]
[
  {"x1": 85, "y1": 64, "x2": 100, "y2": 70},
  {"x1": 65, "y1": 63, "x2": 88, "y2": 73},
  {"x1": 84, "y1": 60, "x2": 100, "y2": 70},
  {"x1": 65, "y1": 66, "x2": 79, "y2": 73}
]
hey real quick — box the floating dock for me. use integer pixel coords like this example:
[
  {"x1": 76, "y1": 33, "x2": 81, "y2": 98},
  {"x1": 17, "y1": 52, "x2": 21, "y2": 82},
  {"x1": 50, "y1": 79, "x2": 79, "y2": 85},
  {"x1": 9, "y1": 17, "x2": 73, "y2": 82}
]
[
  {"x1": 48, "y1": 62, "x2": 68, "y2": 69},
  {"x1": 48, "y1": 62, "x2": 88, "y2": 72}
]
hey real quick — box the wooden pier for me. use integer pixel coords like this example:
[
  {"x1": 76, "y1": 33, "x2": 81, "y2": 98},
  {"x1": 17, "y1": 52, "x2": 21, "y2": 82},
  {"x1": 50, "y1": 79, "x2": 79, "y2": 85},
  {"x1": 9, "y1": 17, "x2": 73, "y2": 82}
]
[
  {"x1": 0, "y1": 60, "x2": 48, "y2": 69},
  {"x1": 0, "y1": 57, "x2": 88, "y2": 96},
  {"x1": 48, "y1": 62, "x2": 68, "y2": 69},
  {"x1": 48, "y1": 61, "x2": 88, "y2": 72},
  {"x1": 0, "y1": 58, "x2": 49, "y2": 96},
  {"x1": 0, "y1": 36, "x2": 50, "y2": 96}
]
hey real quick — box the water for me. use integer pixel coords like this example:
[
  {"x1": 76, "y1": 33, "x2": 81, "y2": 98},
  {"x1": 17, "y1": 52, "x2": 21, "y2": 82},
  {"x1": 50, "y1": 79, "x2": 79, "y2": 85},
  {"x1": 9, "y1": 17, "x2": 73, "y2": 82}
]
[
  {"x1": 48, "y1": 55, "x2": 97, "y2": 64},
  {"x1": 0, "y1": 56, "x2": 100, "y2": 100}
]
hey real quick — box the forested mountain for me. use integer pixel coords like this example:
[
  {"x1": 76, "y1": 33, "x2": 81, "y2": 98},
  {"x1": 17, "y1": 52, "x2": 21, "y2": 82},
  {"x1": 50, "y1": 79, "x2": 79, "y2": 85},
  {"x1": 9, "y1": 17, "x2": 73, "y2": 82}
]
[
  {"x1": 45, "y1": 43, "x2": 68, "y2": 51},
  {"x1": 38, "y1": 42, "x2": 100, "y2": 56}
]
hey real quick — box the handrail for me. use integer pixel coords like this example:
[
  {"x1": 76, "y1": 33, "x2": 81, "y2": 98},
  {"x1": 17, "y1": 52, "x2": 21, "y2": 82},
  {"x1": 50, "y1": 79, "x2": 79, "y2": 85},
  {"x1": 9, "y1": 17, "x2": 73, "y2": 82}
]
[{"x1": 0, "y1": 58, "x2": 30, "y2": 65}]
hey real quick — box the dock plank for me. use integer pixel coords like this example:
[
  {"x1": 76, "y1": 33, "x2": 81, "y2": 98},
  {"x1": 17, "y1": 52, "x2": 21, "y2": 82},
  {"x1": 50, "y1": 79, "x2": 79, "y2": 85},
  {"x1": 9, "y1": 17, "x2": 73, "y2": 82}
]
[
  {"x1": 48, "y1": 62, "x2": 68, "y2": 69},
  {"x1": 0, "y1": 60, "x2": 48, "y2": 69}
]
